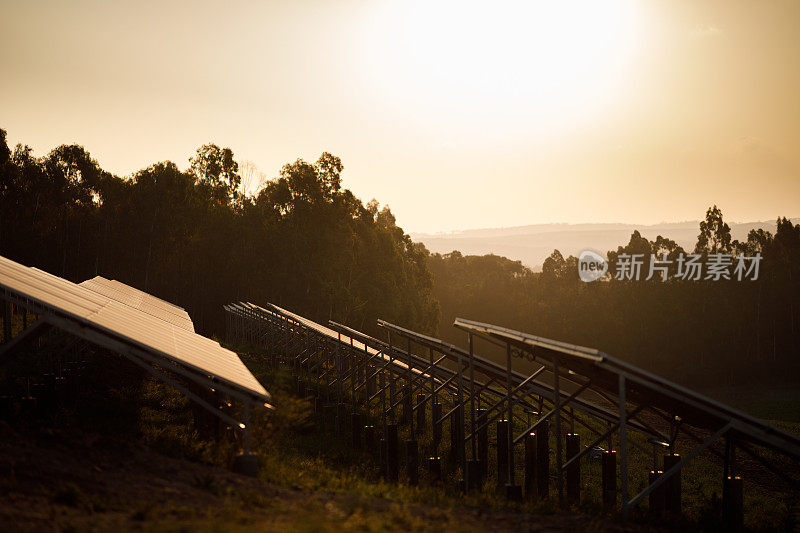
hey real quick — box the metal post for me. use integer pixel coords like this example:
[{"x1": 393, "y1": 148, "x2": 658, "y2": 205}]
[
  {"x1": 649, "y1": 470, "x2": 665, "y2": 515},
  {"x1": 566, "y1": 432, "x2": 580, "y2": 504},
  {"x1": 477, "y1": 408, "x2": 488, "y2": 482},
  {"x1": 497, "y1": 419, "x2": 509, "y2": 487},
  {"x1": 723, "y1": 434, "x2": 731, "y2": 481},
  {"x1": 429, "y1": 346, "x2": 436, "y2": 408},
  {"x1": 336, "y1": 332, "x2": 342, "y2": 433},
  {"x1": 469, "y1": 333, "x2": 477, "y2": 460},
  {"x1": 380, "y1": 368, "x2": 387, "y2": 431},
  {"x1": 663, "y1": 453, "x2": 682, "y2": 515},
  {"x1": 554, "y1": 356, "x2": 563, "y2": 506},
  {"x1": 386, "y1": 423, "x2": 399, "y2": 482},
  {"x1": 450, "y1": 398, "x2": 460, "y2": 460},
  {"x1": 537, "y1": 418, "x2": 550, "y2": 499},
  {"x1": 388, "y1": 333, "x2": 395, "y2": 422},
  {"x1": 416, "y1": 393, "x2": 426, "y2": 432},
  {"x1": 602, "y1": 451, "x2": 616, "y2": 509},
  {"x1": 243, "y1": 402, "x2": 251, "y2": 454},
  {"x1": 524, "y1": 432, "x2": 537, "y2": 500},
  {"x1": 406, "y1": 438, "x2": 419, "y2": 486},
  {"x1": 457, "y1": 341, "x2": 467, "y2": 489},
  {"x1": 432, "y1": 401, "x2": 442, "y2": 452},
  {"x1": 364, "y1": 343, "x2": 370, "y2": 407},
  {"x1": 723, "y1": 474, "x2": 743, "y2": 531},
  {"x1": 506, "y1": 343, "x2": 515, "y2": 487},
  {"x1": 284, "y1": 316, "x2": 290, "y2": 369},
  {"x1": 406, "y1": 338, "x2": 414, "y2": 431},
  {"x1": 364, "y1": 424, "x2": 376, "y2": 457},
  {"x1": 352, "y1": 412, "x2": 362, "y2": 451},
  {"x1": 3, "y1": 297, "x2": 11, "y2": 344},
  {"x1": 349, "y1": 336, "x2": 356, "y2": 412},
  {"x1": 403, "y1": 385, "x2": 412, "y2": 425},
  {"x1": 427, "y1": 456, "x2": 442, "y2": 484},
  {"x1": 722, "y1": 435, "x2": 742, "y2": 530},
  {"x1": 619, "y1": 374, "x2": 629, "y2": 520}
]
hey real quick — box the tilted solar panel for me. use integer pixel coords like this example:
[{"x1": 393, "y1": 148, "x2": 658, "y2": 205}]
[
  {"x1": 257, "y1": 302, "x2": 417, "y2": 374},
  {"x1": 453, "y1": 317, "x2": 800, "y2": 460},
  {"x1": 0, "y1": 255, "x2": 269, "y2": 401},
  {"x1": 80, "y1": 276, "x2": 194, "y2": 332}
]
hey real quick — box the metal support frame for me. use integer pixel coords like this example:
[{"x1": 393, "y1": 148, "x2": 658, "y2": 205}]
[
  {"x1": 0, "y1": 317, "x2": 50, "y2": 359},
  {"x1": 628, "y1": 423, "x2": 732, "y2": 508},
  {"x1": 225, "y1": 301, "x2": 800, "y2": 521},
  {"x1": 0, "y1": 295, "x2": 270, "y2": 459}
]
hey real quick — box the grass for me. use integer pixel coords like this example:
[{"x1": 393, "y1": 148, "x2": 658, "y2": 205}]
[
  {"x1": 235, "y1": 345, "x2": 800, "y2": 532},
  {"x1": 2, "y1": 310, "x2": 798, "y2": 531},
  {"x1": 702, "y1": 385, "x2": 800, "y2": 423}
]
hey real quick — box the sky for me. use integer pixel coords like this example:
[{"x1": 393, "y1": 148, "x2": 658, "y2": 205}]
[{"x1": 1, "y1": 0, "x2": 798, "y2": 233}]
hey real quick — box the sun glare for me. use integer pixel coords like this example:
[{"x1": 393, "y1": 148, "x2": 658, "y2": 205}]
[{"x1": 363, "y1": 1, "x2": 641, "y2": 130}]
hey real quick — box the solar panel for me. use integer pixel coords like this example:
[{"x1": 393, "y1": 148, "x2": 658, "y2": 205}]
[
  {"x1": 453, "y1": 317, "x2": 800, "y2": 460},
  {"x1": 0, "y1": 255, "x2": 269, "y2": 402},
  {"x1": 80, "y1": 276, "x2": 194, "y2": 332},
  {"x1": 252, "y1": 302, "x2": 419, "y2": 375},
  {"x1": 375, "y1": 317, "x2": 658, "y2": 436}
]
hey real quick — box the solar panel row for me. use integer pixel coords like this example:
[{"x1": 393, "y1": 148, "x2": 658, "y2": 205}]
[
  {"x1": 247, "y1": 302, "x2": 418, "y2": 375},
  {"x1": 233, "y1": 302, "x2": 657, "y2": 438},
  {"x1": 0, "y1": 255, "x2": 269, "y2": 402},
  {"x1": 453, "y1": 317, "x2": 800, "y2": 460}
]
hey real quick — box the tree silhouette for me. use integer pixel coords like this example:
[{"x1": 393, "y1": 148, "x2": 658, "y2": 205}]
[
  {"x1": 1, "y1": 128, "x2": 797, "y2": 393},
  {"x1": 695, "y1": 205, "x2": 732, "y2": 254},
  {"x1": 189, "y1": 143, "x2": 241, "y2": 204},
  {"x1": 0, "y1": 128, "x2": 438, "y2": 337}
]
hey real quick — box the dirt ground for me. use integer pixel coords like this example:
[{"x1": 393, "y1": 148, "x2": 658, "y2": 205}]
[{"x1": 0, "y1": 422, "x2": 675, "y2": 533}]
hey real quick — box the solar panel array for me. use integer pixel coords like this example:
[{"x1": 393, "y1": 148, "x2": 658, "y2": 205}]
[
  {"x1": 232, "y1": 302, "x2": 655, "y2": 436},
  {"x1": 375, "y1": 318, "x2": 657, "y2": 436},
  {"x1": 0, "y1": 255, "x2": 269, "y2": 401},
  {"x1": 247, "y1": 302, "x2": 418, "y2": 375},
  {"x1": 453, "y1": 317, "x2": 800, "y2": 460}
]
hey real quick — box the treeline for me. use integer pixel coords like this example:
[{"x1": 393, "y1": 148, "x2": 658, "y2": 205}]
[
  {"x1": 428, "y1": 207, "x2": 800, "y2": 389},
  {"x1": 0, "y1": 129, "x2": 438, "y2": 336},
  {"x1": 2, "y1": 127, "x2": 797, "y2": 389}
]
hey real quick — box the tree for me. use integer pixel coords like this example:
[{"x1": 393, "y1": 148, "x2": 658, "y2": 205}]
[
  {"x1": 189, "y1": 143, "x2": 241, "y2": 203},
  {"x1": 238, "y1": 160, "x2": 266, "y2": 197},
  {"x1": 5, "y1": 126, "x2": 799, "y2": 391},
  {"x1": 0, "y1": 128, "x2": 10, "y2": 167},
  {"x1": 542, "y1": 249, "x2": 567, "y2": 279},
  {"x1": 607, "y1": 230, "x2": 652, "y2": 279},
  {"x1": 695, "y1": 205, "x2": 732, "y2": 254},
  {"x1": 315, "y1": 152, "x2": 343, "y2": 194}
]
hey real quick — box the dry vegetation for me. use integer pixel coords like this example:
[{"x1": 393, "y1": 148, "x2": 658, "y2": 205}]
[{"x1": 0, "y1": 337, "x2": 797, "y2": 532}]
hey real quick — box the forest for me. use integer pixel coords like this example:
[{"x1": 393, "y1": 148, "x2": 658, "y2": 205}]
[
  {"x1": 1, "y1": 128, "x2": 798, "y2": 391},
  {"x1": 429, "y1": 210, "x2": 800, "y2": 390},
  {"x1": 0, "y1": 128, "x2": 438, "y2": 336}
]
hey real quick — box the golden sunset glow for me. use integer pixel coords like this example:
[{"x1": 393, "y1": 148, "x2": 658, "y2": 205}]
[
  {"x1": 364, "y1": 1, "x2": 641, "y2": 126},
  {"x1": 1, "y1": 1, "x2": 798, "y2": 232},
  {"x1": 1, "y1": 3, "x2": 800, "y2": 528}
]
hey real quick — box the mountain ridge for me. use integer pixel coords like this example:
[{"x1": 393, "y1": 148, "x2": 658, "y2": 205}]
[{"x1": 411, "y1": 218, "x2": 799, "y2": 270}]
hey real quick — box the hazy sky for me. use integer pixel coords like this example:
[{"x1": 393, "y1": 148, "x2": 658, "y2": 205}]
[{"x1": 2, "y1": 1, "x2": 798, "y2": 233}]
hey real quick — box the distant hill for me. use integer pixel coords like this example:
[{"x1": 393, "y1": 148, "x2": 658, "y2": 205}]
[{"x1": 412, "y1": 219, "x2": 798, "y2": 270}]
